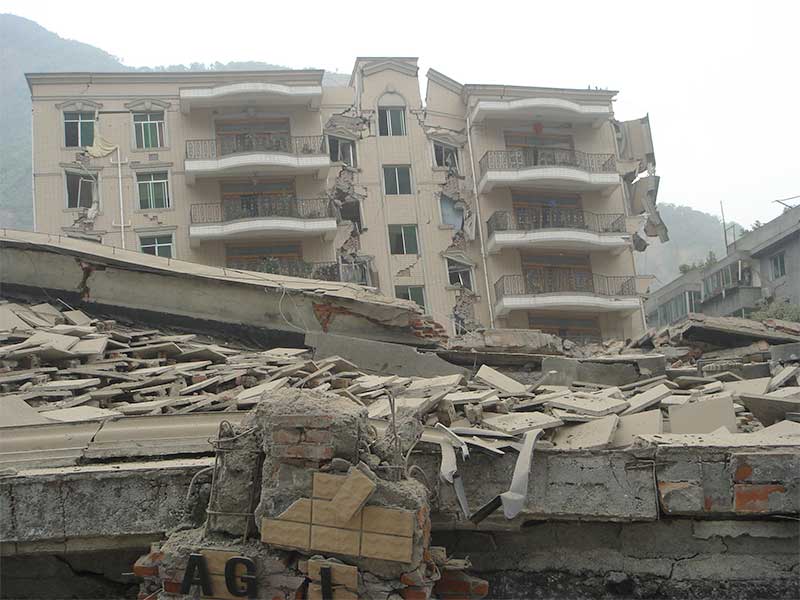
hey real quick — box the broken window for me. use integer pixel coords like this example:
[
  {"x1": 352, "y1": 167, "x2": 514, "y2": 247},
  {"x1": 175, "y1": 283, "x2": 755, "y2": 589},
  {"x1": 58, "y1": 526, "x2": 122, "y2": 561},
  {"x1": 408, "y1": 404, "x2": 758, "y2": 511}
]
[
  {"x1": 137, "y1": 172, "x2": 170, "y2": 209},
  {"x1": 133, "y1": 112, "x2": 166, "y2": 149},
  {"x1": 340, "y1": 201, "x2": 363, "y2": 232},
  {"x1": 395, "y1": 285, "x2": 425, "y2": 310},
  {"x1": 440, "y1": 195, "x2": 465, "y2": 228},
  {"x1": 383, "y1": 166, "x2": 412, "y2": 195},
  {"x1": 140, "y1": 234, "x2": 173, "y2": 258},
  {"x1": 65, "y1": 171, "x2": 96, "y2": 209},
  {"x1": 378, "y1": 108, "x2": 406, "y2": 136},
  {"x1": 64, "y1": 112, "x2": 95, "y2": 147},
  {"x1": 434, "y1": 142, "x2": 459, "y2": 171},
  {"x1": 446, "y1": 258, "x2": 473, "y2": 290},
  {"x1": 388, "y1": 224, "x2": 419, "y2": 255},
  {"x1": 329, "y1": 136, "x2": 356, "y2": 166},
  {"x1": 771, "y1": 252, "x2": 786, "y2": 279}
]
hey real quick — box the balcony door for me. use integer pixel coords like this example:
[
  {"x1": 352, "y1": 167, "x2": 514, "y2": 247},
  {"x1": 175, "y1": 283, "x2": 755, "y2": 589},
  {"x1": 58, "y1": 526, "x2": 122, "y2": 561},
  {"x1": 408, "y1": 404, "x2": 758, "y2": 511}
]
[
  {"x1": 522, "y1": 252, "x2": 593, "y2": 294},
  {"x1": 225, "y1": 242, "x2": 302, "y2": 273},
  {"x1": 221, "y1": 180, "x2": 295, "y2": 221},
  {"x1": 504, "y1": 131, "x2": 575, "y2": 168},
  {"x1": 215, "y1": 119, "x2": 291, "y2": 155}
]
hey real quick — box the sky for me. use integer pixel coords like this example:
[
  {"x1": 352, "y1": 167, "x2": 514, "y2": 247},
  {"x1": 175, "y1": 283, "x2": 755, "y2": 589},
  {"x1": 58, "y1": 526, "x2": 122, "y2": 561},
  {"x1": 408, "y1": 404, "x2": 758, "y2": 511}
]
[{"x1": 4, "y1": 0, "x2": 798, "y2": 227}]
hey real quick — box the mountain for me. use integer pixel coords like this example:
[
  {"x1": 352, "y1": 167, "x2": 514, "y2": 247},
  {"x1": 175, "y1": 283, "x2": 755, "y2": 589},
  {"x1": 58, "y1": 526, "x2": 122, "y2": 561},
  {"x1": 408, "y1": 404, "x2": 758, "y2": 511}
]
[
  {"x1": 0, "y1": 13, "x2": 346, "y2": 229},
  {"x1": 635, "y1": 203, "x2": 744, "y2": 290}
]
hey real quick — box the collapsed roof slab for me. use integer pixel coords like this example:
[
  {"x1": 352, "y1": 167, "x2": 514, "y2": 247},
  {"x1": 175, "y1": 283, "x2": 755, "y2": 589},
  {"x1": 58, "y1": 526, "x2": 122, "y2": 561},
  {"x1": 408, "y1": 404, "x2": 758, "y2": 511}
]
[{"x1": 0, "y1": 230, "x2": 441, "y2": 348}]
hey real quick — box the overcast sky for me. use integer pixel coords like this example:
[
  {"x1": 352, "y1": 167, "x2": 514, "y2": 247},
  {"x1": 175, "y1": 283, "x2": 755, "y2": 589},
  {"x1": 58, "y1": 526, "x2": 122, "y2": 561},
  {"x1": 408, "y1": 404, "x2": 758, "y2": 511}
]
[{"x1": 5, "y1": 0, "x2": 798, "y2": 226}]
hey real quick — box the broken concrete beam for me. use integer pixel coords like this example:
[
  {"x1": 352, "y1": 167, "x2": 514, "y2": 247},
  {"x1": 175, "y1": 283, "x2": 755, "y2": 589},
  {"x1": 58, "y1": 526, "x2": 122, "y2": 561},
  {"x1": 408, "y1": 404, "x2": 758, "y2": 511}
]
[
  {"x1": 669, "y1": 396, "x2": 738, "y2": 434},
  {"x1": 474, "y1": 365, "x2": 527, "y2": 395},
  {"x1": 622, "y1": 383, "x2": 672, "y2": 415},
  {"x1": 551, "y1": 415, "x2": 620, "y2": 450},
  {"x1": 725, "y1": 377, "x2": 771, "y2": 397},
  {"x1": 769, "y1": 365, "x2": 800, "y2": 392}
]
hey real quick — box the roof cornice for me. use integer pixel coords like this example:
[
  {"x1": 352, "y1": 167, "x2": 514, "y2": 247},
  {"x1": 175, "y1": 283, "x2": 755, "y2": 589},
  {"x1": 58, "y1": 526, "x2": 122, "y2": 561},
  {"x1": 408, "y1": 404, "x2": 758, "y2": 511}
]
[
  {"x1": 426, "y1": 69, "x2": 463, "y2": 95},
  {"x1": 462, "y1": 83, "x2": 618, "y2": 103}
]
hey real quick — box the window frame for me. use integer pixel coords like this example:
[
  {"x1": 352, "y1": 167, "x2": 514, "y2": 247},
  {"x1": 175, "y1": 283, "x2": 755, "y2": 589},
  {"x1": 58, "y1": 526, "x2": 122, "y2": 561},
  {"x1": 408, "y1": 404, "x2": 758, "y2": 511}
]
[
  {"x1": 433, "y1": 141, "x2": 459, "y2": 172},
  {"x1": 132, "y1": 111, "x2": 167, "y2": 149},
  {"x1": 770, "y1": 252, "x2": 786, "y2": 279},
  {"x1": 446, "y1": 258, "x2": 473, "y2": 291},
  {"x1": 136, "y1": 170, "x2": 171, "y2": 210},
  {"x1": 383, "y1": 165, "x2": 412, "y2": 195},
  {"x1": 64, "y1": 111, "x2": 95, "y2": 148},
  {"x1": 388, "y1": 224, "x2": 419, "y2": 255},
  {"x1": 395, "y1": 285, "x2": 426, "y2": 310},
  {"x1": 64, "y1": 170, "x2": 98, "y2": 210},
  {"x1": 328, "y1": 136, "x2": 357, "y2": 166},
  {"x1": 139, "y1": 233, "x2": 174, "y2": 258},
  {"x1": 378, "y1": 107, "x2": 406, "y2": 136}
]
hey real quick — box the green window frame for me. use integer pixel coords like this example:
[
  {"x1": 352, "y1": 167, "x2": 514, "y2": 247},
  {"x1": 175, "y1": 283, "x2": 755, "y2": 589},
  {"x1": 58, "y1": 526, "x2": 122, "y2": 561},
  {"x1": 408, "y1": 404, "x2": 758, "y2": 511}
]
[
  {"x1": 395, "y1": 285, "x2": 425, "y2": 310},
  {"x1": 140, "y1": 234, "x2": 173, "y2": 258},
  {"x1": 133, "y1": 111, "x2": 166, "y2": 149},
  {"x1": 64, "y1": 112, "x2": 95, "y2": 147},
  {"x1": 383, "y1": 166, "x2": 412, "y2": 195},
  {"x1": 771, "y1": 252, "x2": 786, "y2": 279},
  {"x1": 378, "y1": 107, "x2": 406, "y2": 136},
  {"x1": 388, "y1": 224, "x2": 419, "y2": 255},
  {"x1": 137, "y1": 172, "x2": 170, "y2": 209},
  {"x1": 65, "y1": 171, "x2": 96, "y2": 209}
]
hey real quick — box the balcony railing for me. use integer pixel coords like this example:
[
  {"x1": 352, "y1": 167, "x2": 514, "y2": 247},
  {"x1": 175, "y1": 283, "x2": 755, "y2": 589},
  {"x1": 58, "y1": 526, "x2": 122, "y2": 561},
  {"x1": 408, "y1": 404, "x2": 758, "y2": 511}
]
[
  {"x1": 479, "y1": 147, "x2": 616, "y2": 177},
  {"x1": 226, "y1": 258, "x2": 369, "y2": 285},
  {"x1": 186, "y1": 134, "x2": 327, "y2": 160},
  {"x1": 494, "y1": 270, "x2": 637, "y2": 302},
  {"x1": 487, "y1": 208, "x2": 626, "y2": 236},
  {"x1": 190, "y1": 196, "x2": 336, "y2": 224}
]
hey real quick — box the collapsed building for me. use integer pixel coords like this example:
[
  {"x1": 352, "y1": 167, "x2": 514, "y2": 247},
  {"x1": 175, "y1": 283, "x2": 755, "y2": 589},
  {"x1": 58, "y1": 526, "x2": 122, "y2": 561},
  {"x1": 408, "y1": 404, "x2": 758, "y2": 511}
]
[
  {"x1": 28, "y1": 56, "x2": 664, "y2": 342},
  {"x1": 1, "y1": 234, "x2": 798, "y2": 599}
]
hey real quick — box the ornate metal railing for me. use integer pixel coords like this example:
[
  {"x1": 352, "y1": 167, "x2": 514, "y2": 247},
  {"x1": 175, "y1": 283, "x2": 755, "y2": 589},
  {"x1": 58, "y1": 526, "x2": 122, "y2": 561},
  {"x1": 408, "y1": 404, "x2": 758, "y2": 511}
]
[
  {"x1": 186, "y1": 134, "x2": 327, "y2": 160},
  {"x1": 479, "y1": 147, "x2": 616, "y2": 177},
  {"x1": 190, "y1": 197, "x2": 335, "y2": 224},
  {"x1": 226, "y1": 258, "x2": 342, "y2": 282},
  {"x1": 487, "y1": 208, "x2": 626, "y2": 235},
  {"x1": 494, "y1": 270, "x2": 637, "y2": 302}
]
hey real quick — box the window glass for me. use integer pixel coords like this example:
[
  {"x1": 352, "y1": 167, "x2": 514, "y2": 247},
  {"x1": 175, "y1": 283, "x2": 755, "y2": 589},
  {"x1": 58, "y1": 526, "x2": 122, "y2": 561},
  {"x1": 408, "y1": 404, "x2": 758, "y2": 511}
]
[
  {"x1": 329, "y1": 137, "x2": 356, "y2": 166},
  {"x1": 383, "y1": 166, "x2": 411, "y2": 195},
  {"x1": 137, "y1": 172, "x2": 170, "y2": 209},
  {"x1": 440, "y1": 195, "x2": 464, "y2": 228},
  {"x1": 402, "y1": 224, "x2": 418, "y2": 254},
  {"x1": 64, "y1": 112, "x2": 95, "y2": 147},
  {"x1": 397, "y1": 167, "x2": 411, "y2": 194},
  {"x1": 447, "y1": 258, "x2": 473, "y2": 290},
  {"x1": 388, "y1": 225, "x2": 418, "y2": 254},
  {"x1": 378, "y1": 108, "x2": 405, "y2": 136},
  {"x1": 434, "y1": 142, "x2": 459, "y2": 170},
  {"x1": 384, "y1": 167, "x2": 398, "y2": 195},
  {"x1": 140, "y1": 235, "x2": 173, "y2": 258},
  {"x1": 133, "y1": 112, "x2": 165, "y2": 149},
  {"x1": 771, "y1": 253, "x2": 786, "y2": 279},
  {"x1": 396, "y1": 285, "x2": 425, "y2": 310},
  {"x1": 66, "y1": 172, "x2": 95, "y2": 208},
  {"x1": 378, "y1": 109, "x2": 389, "y2": 136}
]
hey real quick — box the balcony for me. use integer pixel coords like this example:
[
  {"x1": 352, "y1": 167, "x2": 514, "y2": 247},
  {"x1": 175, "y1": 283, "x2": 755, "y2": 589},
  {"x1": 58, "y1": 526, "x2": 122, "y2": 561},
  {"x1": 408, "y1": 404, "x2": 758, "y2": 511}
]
[
  {"x1": 189, "y1": 196, "x2": 338, "y2": 243},
  {"x1": 493, "y1": 270, "x2": 640, "y2": 316},
  {"x1": 184, "y1": 134, "x2": 330, "y2": 181},
  {"x1": 477, "y1": 147, "x2": 619, "y2": 194},
  {"x1": 469, "y1": 96, "x2": 613, "y2": 127},
  {"x1": 226, "y1": 258, "x2": 370, "y2": 286},
  {"x1": 179, "y1": 82, "x2": 322, "y2": 113},
  {"x1": 486, "y1": 208, "x2": 629, "y2": 254}
]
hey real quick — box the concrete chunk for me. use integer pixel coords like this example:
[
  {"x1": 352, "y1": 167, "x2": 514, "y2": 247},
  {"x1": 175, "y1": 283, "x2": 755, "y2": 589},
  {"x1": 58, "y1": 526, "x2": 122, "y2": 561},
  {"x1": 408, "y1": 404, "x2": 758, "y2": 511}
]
[
  {"x1": 62, "y1": 310, "x2": 92, "y2": 326},
  {"x1": 482, "y1": 411, "x2": 563, "y2": 434},
  {"x1": 611, "y1": 409, "x2": 663, "y2": 448},
  {"x1": 475, "y1": 365, "x2": 527, "y2": 394},
  {"x1": 768, "y1": 365, "x2": 800, "y2": 392},
  {"x1": 551, "y1": 415, "x2": 620, "y2": 450},
  {"x1": 622, "y1": 383, "x2": 672, "y2": 415},
  {"x1": 546, "y1": 394, "x2": 629, "y2": 416},
  {"x1": 669, "y1": 396, "x2": 738, "y2": 434},
  {"x1": 725, "y1": 377, "x2": 771, "y2": 397}
]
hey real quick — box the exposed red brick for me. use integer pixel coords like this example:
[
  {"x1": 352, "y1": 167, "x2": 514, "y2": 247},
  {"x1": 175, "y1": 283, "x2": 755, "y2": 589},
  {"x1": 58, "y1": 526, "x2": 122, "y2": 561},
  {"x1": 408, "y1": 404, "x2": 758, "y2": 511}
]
[
  {"x1": 303, "y1": 429, "x2": 333, "y2": 444},
  {"x1": 734, "y1": 462, "x2": 754, "y2": 482},
  {"x1": 274, "y1": 415, "x2": 334, "y2": 429},
  {"x1": 162, "y1": 580, "x2": 181, "y2": 594},
  {"x1": 273, "y1": 428, "x2": 302, "y2": 444},
  {"x1": 274, "y1": 444, "x2": 333, "y2": 461},
  {"x1": 734, "y1": 484, "x2": 786, "y2": 513},
  {"x1": 435, "y1": 570, "x2": 489, "y2": 600},
  {"x1": 401, "y1": 586, "x2": 431, "y2": 600}
]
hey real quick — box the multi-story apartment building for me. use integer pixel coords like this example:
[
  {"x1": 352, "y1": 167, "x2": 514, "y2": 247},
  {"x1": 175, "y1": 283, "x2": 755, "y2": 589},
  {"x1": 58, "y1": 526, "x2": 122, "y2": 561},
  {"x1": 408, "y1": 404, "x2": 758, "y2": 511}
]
[
  {"x1": 646, "y1": 204, "x2": 799, "y2": 328},
  {"x1": 27, "y1": 57, "x2": 663, "y2": 340}
]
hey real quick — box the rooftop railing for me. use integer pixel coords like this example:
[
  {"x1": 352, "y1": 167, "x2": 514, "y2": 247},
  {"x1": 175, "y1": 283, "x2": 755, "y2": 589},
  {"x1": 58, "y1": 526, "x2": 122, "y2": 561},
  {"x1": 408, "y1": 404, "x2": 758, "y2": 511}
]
[
  {"x1": 186, "y1": 134, "x2": 327, "y2": 160},
  {"x1": 487, "y1": 207, "x2": 626, "y2": 236},
  {"x1": 190, "y1": 196, "x2": 335, "y2": 224},
  {"x1": 479, "y1": 147, "x2": 616, "y2": 177},
  {"x1": 494, "y1": 269, "x2": 637, "y2": 302}
]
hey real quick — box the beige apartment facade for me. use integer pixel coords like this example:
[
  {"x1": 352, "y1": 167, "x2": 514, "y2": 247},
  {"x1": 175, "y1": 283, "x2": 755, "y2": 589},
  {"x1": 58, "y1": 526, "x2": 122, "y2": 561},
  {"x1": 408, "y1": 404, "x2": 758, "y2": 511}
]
[{"x1": 27, "y1": 57, "x2": 663, "y2": 341}]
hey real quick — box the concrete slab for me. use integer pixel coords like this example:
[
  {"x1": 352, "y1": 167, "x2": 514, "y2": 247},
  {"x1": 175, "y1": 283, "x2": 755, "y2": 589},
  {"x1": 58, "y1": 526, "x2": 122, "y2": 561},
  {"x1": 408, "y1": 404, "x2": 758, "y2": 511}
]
[
  {"x1": 769, "y1": 365, "x2": 800, "y2": 392},
  {"x1": 545, "y1": 394, "x2": 629, "y2": 416},
  {"x1": 482, "y1": 412, "x2": 563, "y2": 434},
  {"x1": 767, "y1": 387, "x2": 800, "y2": 399},
  {"x1": 551, "y1": 415, "x2": 620, "y2": 450},
  {"x1": 45, "y1": 406, "x2": 121, "y2": 422},
  {"x1": 611, "y1": 410, "x2": 663, "y2": 448},
  {"x1": 622, "y1": 383, "x2": 672, "y2": 415},
  {"x1": 669, "y1": 396, "x2": 738, "y2": 434},
  {"x1": 725, "y1": 377, "x2": 771, "y2": 397},
  {"x1": 475, "y1": 365, "x2": 527, "y2": 394}
]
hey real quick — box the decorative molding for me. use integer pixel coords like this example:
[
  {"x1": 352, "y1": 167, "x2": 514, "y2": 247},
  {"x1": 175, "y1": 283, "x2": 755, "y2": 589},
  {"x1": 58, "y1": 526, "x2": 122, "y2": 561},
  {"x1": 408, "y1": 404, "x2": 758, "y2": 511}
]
[
  {"x1": 55, "y1": 99, "x2": 103, "y2": 112},
  {"x1": 124, "y1": 98, "x2": 171, "y2": 111},
  {"x1": 426, "y1": 69, "x2": 463, "y2": 95},
  {"x1": 361, "y1": 59, "x2": 419, "y2": 80}
]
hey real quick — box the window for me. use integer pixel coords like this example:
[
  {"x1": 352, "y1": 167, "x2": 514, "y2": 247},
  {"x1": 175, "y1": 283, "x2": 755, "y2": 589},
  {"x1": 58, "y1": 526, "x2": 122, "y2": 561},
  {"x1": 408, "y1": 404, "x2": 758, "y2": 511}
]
[
  {"x1": 329, "y1": 137, "x2": 356, "y2": 166},
  {"x1": 388, "y1": 225, "x2": 419, "y2": 255},
  {"x1": 378, "y1": 108, "x2": 406, "y2": 136},
  {"x1": 65, "y1": 171, "x2": 96, "y2": 209},
  {"x1": 396, "y1": 285, "x2": 425, "y2": 310},
  {"x1": 133, "y1": 112, "x2": 166, "y2": 149},
  {"x1": 140, "y1": 234, "x2": 173, "y2": 258},
  {"x1": 771, "y1": 252, "x2": 786, "y2": 279},
  {"x1": 137, "y1": 172, "x2": 170, "y2": 209},
  {"x1": 440, "y1": 195, "x2": 465, "y2": 228},
  {"x1": 446, "y1": 258, "x2": 473, "y2": 290},
  {"x1": 434, "y1": 142, "x2": 459, "y2": 171},
  {"x1": 383, "y1": 166, "x2": 412, "y2": 195},
  {"x1": 64, "y1": 112, "x2": 95, "y2": 147}
]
